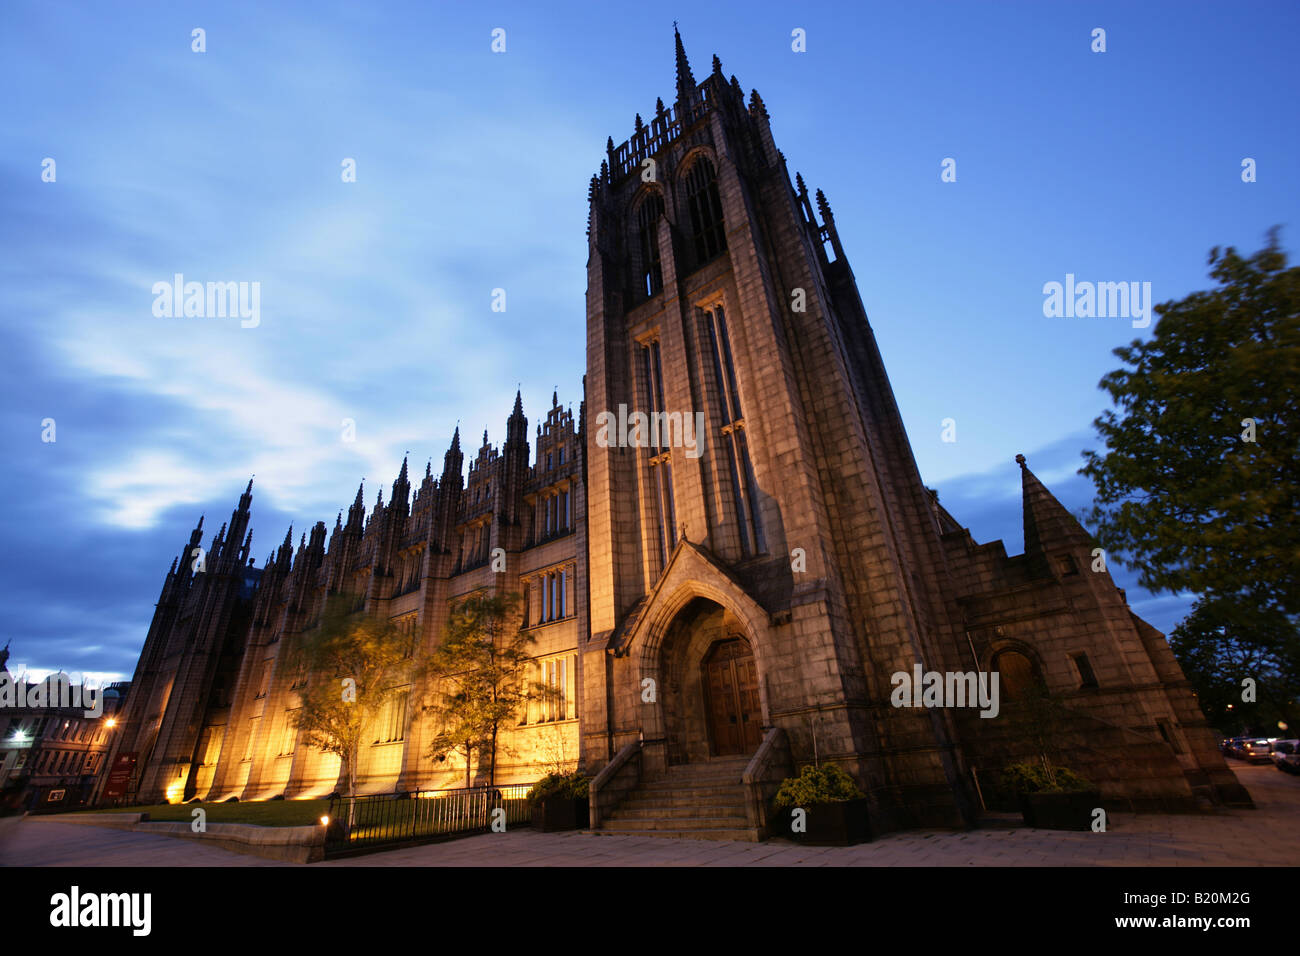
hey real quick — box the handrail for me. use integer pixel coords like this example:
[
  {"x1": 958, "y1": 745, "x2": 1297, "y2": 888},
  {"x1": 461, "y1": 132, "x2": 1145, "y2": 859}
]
[
  {"x1": 589, "y1": 739, "x2": 642, "y2": 829},
  {"x1": 742, "y1": 726, "x2": 793, "y2": 839}
]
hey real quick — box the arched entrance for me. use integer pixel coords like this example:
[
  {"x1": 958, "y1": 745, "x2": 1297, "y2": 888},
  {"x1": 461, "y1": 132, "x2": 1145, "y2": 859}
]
[
  {"x1": 655, "y1": 596, "x2": 765, "y2": 764},
  {"x1": 702, "y1": 638, "x2": 762, "y2": 756}
]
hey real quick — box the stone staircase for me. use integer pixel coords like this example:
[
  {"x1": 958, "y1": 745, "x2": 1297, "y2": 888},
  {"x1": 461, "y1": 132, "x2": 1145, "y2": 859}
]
[{"x1": 597, "y1": 756, "x2": 757, "y2": 842}]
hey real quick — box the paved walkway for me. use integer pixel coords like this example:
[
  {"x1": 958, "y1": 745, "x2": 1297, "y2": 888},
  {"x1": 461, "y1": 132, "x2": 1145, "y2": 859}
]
[{"x1": 2, "y1": 763, "x2": 1295, "y2": 867}]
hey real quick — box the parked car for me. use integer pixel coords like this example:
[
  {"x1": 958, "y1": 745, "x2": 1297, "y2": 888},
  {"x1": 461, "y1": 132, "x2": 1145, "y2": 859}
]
[
  {"x1": 1237, "y1": 739, "x2": 1274, "y2": 764},
  {"x1": 1271, "y1": 739, "x2": 1300, "y2": 774},
  {"x1": 1223, "y1": 737, "x2": 1248, "y2": 759}
]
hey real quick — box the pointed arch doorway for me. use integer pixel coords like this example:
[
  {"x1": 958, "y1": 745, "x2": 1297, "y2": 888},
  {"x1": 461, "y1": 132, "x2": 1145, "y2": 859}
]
[
  {"x1": 702, "y1": 637, "x2": 762, "y2": 756},
  {"x1": 655, "y1": 596, "x2": 766, "y2": 765}
]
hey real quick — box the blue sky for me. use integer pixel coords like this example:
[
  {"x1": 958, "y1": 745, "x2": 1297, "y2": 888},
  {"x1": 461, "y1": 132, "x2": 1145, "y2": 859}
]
[{"x1": 1, "y1": 1, "x2": 1296, "y2": 682}]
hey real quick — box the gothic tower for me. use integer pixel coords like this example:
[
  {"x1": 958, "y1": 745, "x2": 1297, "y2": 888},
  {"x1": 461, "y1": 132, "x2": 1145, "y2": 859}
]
[{"x1": 583, "y1": 30, "x2": 978, "y2": 830}]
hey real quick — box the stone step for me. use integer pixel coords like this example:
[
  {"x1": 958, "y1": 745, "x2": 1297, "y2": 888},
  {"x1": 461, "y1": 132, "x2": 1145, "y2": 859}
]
[
  {"x1": 607, "y1": 803, "x2": 749, "y2": 822},
  {"x1": 660, "y1": 760, "x2": 749, "y2": 777},
  {"x1": 615, "y1": 792, "x2": 745, "y2": 811},
  {"x1": 596, "y1": 823, "x2": 759, "y2": 842},
  {"x1": 632, "y1": 780, "x2": 746, "y2": 797},
  {"x1": 601, "y1": 814, "x2": 747, "y2": 831}
]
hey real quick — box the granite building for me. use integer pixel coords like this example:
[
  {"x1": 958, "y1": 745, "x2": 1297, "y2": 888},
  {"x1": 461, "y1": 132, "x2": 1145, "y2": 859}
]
[
  {"x1": 105, "y1": 31, "x2": 1247, "y2": 837},
  {"x1": 0, "y1": 646, "x2": 130, "y2": 812}
]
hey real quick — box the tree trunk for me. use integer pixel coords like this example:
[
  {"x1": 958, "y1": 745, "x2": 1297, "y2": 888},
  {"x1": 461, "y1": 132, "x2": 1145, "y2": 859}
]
[{"x1": 343, "y1": 750, "x2": 357, "y2": 828}]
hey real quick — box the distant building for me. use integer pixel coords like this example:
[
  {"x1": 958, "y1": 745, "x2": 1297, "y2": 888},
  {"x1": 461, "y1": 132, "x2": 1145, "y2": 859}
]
[
  {"x1": 104, "y1": 31, "x2": 1248, "y2": 836},
  {"x1": 0, "y1": 646, "x2": 129, "y2": 812}
]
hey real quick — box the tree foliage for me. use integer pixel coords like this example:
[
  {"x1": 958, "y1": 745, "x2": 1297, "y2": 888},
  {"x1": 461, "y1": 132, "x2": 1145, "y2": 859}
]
[
  {"x1": 422, "y1": 592, "x2": 548, "y2": 788},
  {"x1": 1080, "y1": 230, "x2": 1299, "y2": 621},
  {"x1": 1169, "y1": 593, "x2": 1299, "y2": 735},
  {"x1": 284, "y1": 594, "x2": 412, "y2": 802}
]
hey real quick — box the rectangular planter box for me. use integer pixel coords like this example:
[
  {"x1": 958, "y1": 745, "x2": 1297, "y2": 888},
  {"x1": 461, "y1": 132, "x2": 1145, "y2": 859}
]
[
  {"x1": 780, "y1": 798, "x2": 872, "y2": 845},
  {"x1": 531, "y1": 796, "x2": 589, "y2": 832},
  {"x1": 1019, "y1": 790, "x2": 1102, "y2": 831}
]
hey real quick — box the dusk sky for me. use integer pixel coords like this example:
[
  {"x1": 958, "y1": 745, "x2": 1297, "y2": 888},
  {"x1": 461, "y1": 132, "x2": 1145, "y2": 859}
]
[{"x1": 2, "y1": 1, "x2": 1296, "y2": 683}]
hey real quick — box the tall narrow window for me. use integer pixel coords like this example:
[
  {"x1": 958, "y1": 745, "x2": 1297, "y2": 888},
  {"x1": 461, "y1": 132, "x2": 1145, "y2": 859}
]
[
  {"x1": 1073, "y1": 653, "x2": 1099, "y2": 689},
  {"x1": 242, "y1": 716, "x2": 261, "y2": 761},
  {"x1": 255, "y1": 659, "x2": 273, "y2": 699},
  {"x1": 684, "y1": 158, "x2": 726, "y2": 265},
  {"x1": 706, "y1": 305, "x2": 765, "y2": 555},
  {"x1": 636, "y1": 192, "x2": 666, "y2": 297},
  {"x1": 642, "y1": 340, "x2": 677, "y2": 569},
  {"x1": 279, "y1": 710, "x2": 299, "y2": 755}
]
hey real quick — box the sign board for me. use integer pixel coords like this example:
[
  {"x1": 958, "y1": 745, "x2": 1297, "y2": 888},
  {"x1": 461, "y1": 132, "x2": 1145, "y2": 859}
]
[{"x1": 102, "y1": 752, "x2": 137, "y2": 800}]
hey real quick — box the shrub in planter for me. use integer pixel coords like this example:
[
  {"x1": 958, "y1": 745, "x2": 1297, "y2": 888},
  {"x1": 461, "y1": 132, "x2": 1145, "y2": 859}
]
[
  {"x1": 1000, "y1": 762, "x2": 1101, "y2": 831},
  {"x1": 527, "y1": 771, "x2": 590, "y2": 831},
  {"x1": 773, "y1": 764, "x2": 871, "y2": 845}
]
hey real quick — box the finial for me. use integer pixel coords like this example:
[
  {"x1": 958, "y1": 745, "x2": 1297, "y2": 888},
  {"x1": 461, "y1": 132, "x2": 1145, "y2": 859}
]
[
  {"x1": 815, "y1": 188, "x2": 832, "y2": 220},
  {"x1": 1015, "y1": 453, "x2": 1027, "y2": 469},
  {"x1": 655, "y1": 96, "x2": 665, "y2": 115},
  {"x1": 634, "y1": 113, "x2": 644, "y2": 134},
  {"x1": 674, "y1": 24, "x2": 696, "y2": 98},
  {"x1": 712, "y1": 54, "x2": 722, "y2": 76}
]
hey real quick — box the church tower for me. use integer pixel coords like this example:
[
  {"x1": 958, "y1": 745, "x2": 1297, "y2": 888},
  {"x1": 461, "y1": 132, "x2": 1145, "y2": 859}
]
[{"x1": 583, "y1": 29, "x2": 977, "y2": 830}]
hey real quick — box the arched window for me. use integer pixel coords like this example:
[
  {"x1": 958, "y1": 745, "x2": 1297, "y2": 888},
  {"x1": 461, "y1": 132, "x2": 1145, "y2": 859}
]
[
  {"x1": 636, "y1": 193, "x2": 665, "y2": 297},
  {"x1": 683, "y1": 157, "x2": 726, "y2": 265},
  {"x1": 991, "y1": 649, "x2": 1041, "y2": 701}
]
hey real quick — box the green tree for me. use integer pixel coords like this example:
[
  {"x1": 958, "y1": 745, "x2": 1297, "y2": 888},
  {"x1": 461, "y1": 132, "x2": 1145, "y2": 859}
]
[
  {"x1": 1080, "y1": 231, "x2": 1299, "y2": 619},
  {"x1": 1080, "y1": 231, "x2": 1299, "y2": 707},
  {"x1": 1168, "y1": 593, "x2": 1299, "y2": 735},
  {"x1": 284, "y1": 595, "x2": 412, "y2": 823},
  {"x1": 422, "y1": 592, "x2": 548, "y2": 788}
]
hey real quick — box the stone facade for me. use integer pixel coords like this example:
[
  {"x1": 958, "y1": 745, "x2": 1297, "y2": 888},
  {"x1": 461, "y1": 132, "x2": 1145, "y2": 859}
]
[
  {"x1": 109, "y1": 394, "x2": 584, "y2": 804},
  {"x1": 106, "y1": 31, "x2": 1247, "y2": 830},
  {"x1": 0, "y1": 652, "x2": 129, "y2": 812}
]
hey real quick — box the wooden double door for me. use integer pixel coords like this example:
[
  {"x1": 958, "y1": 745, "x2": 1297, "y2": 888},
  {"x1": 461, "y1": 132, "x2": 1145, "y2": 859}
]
[{"x1": 702, "y1": 638, "x2": 762, "y2": 756}]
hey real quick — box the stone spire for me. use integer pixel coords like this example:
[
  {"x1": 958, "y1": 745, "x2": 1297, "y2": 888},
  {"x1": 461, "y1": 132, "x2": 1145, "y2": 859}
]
[
  {"x1": 674, "y1": 24, "x2": 696, "y2": 102},
  {"x1": 1018, "y1": 454, "x2": 1095, "y2": 562}
]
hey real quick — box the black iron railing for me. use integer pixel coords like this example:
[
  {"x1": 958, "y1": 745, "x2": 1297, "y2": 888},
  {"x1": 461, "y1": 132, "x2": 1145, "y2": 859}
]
[{"x1": 324, "y1": 784, "x2": 531, "y2": 856}]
